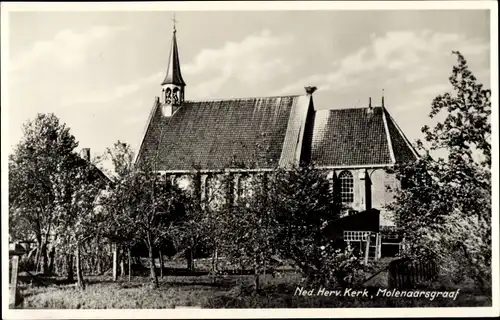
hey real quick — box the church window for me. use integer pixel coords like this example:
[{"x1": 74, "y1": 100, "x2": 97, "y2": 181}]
[
  {"x1": 339, "y1": 171, "x2": 354, "y2": 204},
  {"x1": 176, "y1": 175, "x2": 193, "y2": 193},
  {"x1": 239, "y1": 174, "x2": 255, "y2": 206},
  {"x1": 206, "y1": 175, "x2": 225, "y2": 209}
]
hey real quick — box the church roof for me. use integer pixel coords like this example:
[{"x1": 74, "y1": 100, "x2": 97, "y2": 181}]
[
  {"x1": 135, "y1": 95, "x2": 418, "y2": 172},
  {"x1": 135, "y1": 95, "x2": 311, "y2": 171},
  {"x1": 311, "y1": 106, "x2": 418, "y2": 167}
]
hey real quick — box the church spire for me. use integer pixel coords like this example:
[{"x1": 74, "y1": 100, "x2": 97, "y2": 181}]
[
  {"x1": 162, "y1": 14, "x2": 186, "y2": 86},
  {"x1": 161, "y1": 14, "x2": 186, "y2": 117}
]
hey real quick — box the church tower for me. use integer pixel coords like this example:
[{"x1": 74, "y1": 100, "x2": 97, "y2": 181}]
[{"x1": 161, "y1": 17, "x2": 186, "y2": 117}]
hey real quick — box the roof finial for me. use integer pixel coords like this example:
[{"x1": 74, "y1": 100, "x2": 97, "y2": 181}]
[
  {"x1": 369, "y1": 97, "x2": 372, "y2": 108},
  {"x1": 382, "y1": 89, "x2": 385, "y2": 107},
  {"x1": 172, "y1": 12, "x2": 178, "y2": 33},
  {"x1": 305, "y1": 86, "x2": 317, "y2": 95}
]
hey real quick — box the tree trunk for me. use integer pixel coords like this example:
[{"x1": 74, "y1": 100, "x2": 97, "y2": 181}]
[
  {"x1": 148, "y1": 245, "x2": 159, "y2": 288},
  {"x1": 75, "y1": 244, "x2": 85, "y2": 289},
  {"x1": 254, "y1": 259, "x2": 260, "y2": 292},
  {"x1": 47, "y1": 246, "x2": 56, "y2": 275},
  {"x1": 39, "y1": 242, "x2": 49, "y2": 274},
  {"x1": 66, "y1": 254, "x2": 74, "y2": 282},
  {"x1": 159, "y1": 250, "x2": 164, "y2": 278},
  {"x1": 27, "y1": 247, "x2": 37, "y2": 271},
  {"x1": 34, "y1": 236, "x2": 42, "y2": 273},
  {"x1": 212, "y1": 246, "x2": 218, "y2": 272},
  {"x1": 53, "y1": 255, "x2": 59, "y2": 275},
  {"x1": 128, "y1": 247, "x2": 132, "y2": 282},
  {"x1": 112, "y1": 242, "x2": 118, "y2": 281},
  {"x1": 120, "y1": 251, "x2": 125, "y2": 277},
  {"x1": 212, "y1": 246, "x2": 218, "y2": 284},
  {"x1": 186, "y1": 248, "x2": 194, "y2": 271},
  {"x1": 97, "y1": 256, "x2": 102, "y2": 275},
  {"x1": 254, "y1": 272, "x2": 260, "y2": 292}
]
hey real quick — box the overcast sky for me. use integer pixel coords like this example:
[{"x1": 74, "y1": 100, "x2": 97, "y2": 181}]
[{"x1": 6, "y1": 8, "x2": 491, "y2": 162}]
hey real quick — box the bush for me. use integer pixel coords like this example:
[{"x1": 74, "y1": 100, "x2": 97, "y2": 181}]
[{"x1": 317, "y1": 244, "x2": 369, "y2": 287}]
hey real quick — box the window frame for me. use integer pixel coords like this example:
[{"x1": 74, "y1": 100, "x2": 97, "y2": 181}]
[{"x1": 339, "y1": 170, "x2": 354, "y2": 204}]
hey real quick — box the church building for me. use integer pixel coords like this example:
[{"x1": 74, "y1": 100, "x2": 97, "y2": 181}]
[{"x1": 135, "y1": 24, "x2": 418, "y2": 228}]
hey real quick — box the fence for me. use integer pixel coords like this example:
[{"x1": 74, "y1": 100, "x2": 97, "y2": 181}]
[{"x1": 388, "y1": 257, "x2": 438, "y2": 289}]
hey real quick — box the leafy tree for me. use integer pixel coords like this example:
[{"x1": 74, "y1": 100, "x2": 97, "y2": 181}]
[
  {"x1": 390, "y1": 51, "x2": 491, "y2": 290},
  {"x1": 221, "y1": 172, "x2": 279, "y2": 291},
  {"x1": 101, "y1": 141, "x2": 136, "y2": 279},
  {"x1": 9, "y1": 113, "x2": 79, "y2": 274},
  {"x1": 170, "y1": 172, "x2": 205, "y2": 271},
  {"x1": 221, "y1": 165, "x2": 345, "y2": 289},
  {"x1": 269, "y1": 165, "x2": 343, "y2": 285},
  {"x1": 104, "y1": 140, "x2": 135, "y2": 181},
  {"x1": 104, "y1": 164, "x2": 186, "y2": 288},
  {"x1": 54, "y1": 164, "x2": 106, "y2": 288}
]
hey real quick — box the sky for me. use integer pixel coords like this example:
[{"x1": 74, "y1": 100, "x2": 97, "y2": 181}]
[{"x1": 5, "y1": 8, "x2": 492, "y2": 164}]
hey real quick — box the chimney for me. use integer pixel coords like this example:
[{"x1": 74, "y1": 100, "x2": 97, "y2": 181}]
[
  {"x1": 81, "y1": 148, "x2": 91, "y2": 162},
  {"x1": 304, "y1": 86, "x2": 317, "y2": 95},
  {"x1": 367, "y1": 97, "x2": 374, "y2": 114}
]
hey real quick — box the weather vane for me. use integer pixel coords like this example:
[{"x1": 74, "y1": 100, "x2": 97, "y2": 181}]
[{"x1": 172, "y1": 13, "x2": 178, "y2": 32}]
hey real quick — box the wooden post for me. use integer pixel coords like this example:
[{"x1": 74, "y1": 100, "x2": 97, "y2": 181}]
[
  {"x1": 364, "y1": 233, "x2": 371, "y2": 265},
  {"x1": 9, "y1": 256, "x2": 20, "y2": 308},
  {"x1": 112, "y1": 242, "x2": 118, "y2": 281},
  {"x1": 376, "y1": 233, "x2": 381, "y2": 260}
]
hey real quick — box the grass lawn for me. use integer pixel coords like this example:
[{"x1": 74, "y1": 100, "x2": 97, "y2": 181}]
[{"x1": 16, "y1": 271, "x2": 492, "y2": 309}]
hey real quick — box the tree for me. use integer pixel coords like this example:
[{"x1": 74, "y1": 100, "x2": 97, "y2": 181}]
[
  {"x1": 104, "y1": 164, "x2": 186, "y2": 288},
  {"x1": 221, "y1": 172, "x2": 279, "y2": 291},
  {"x1": 390, "y1": 51, "x2": 491, "y2": 290},
  {"x1": 9, "y1": 113, "x2": 79, "y2": 274},
  {"x1": 221, "y1": 165, "x2": 346, "y2": 289},
  {"x1": 101, "y1": 141, "x2": 136, "y2": 280},
  {"x1": 104, "y1": 140, "x2": 135, "y2": 182},
  {"x1": 269, "y1": 165, "x2": 344, "y2": 285},
  {"x1": 54, "y1": 164, "x2": 105, "y2": 289}
]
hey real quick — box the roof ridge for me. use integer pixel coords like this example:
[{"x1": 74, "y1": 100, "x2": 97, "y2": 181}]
[
  {"x1": 185, "y1": 94, "x2": 302, "y2": 103},
  {"x1": 316, "y1": 105, "x2": 384, "y2": 112},
  {"x1": 381, "y1": 106, "x2": 397, "y2": 164}
]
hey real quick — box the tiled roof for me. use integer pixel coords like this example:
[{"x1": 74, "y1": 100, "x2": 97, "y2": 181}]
[
  {"x1": 136, "y1": 96, "x2": 306, "y2": 171},
  {"x1": 311, "y1": 106, "x2": 417, "y2": 167},
  {"x1": 383, "y1": 109, "x2": 419, "y2": 164},
  {"x1": 136, "y1": 99, "x2": 417, "y2": 171}
]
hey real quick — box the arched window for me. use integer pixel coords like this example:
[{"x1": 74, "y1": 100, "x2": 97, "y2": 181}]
[
  {"x1": 339, "y1": 171, "x2": 354, "y2": 204},
  {"x1": 176, "y1": 175, "x2": 193, "y2": 193},
  {"x1": 206, "y1": 175, "x2": 225, "y2": 209},
  {"x1": 238, "y1": 174, "x2": 256, "y2": 206}
]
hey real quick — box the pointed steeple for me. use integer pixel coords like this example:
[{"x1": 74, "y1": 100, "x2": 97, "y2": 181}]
[
  {"x1": 161, "y1": 17, "x2": 186, "y2": 86},
  {"x1": 160, "y1": 14, "x2": 186, "y2": 117}
]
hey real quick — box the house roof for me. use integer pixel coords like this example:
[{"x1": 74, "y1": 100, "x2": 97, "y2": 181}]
[{"x1": 135, "y1": 97, "x2": 418, "y2": 172}]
